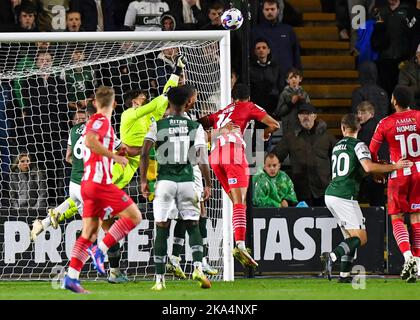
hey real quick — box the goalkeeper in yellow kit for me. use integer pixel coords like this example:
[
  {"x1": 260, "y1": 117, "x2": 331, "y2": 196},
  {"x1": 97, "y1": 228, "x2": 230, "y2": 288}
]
[{"x1": 112, "y1": 55, "x2": 185, "y2": 191}]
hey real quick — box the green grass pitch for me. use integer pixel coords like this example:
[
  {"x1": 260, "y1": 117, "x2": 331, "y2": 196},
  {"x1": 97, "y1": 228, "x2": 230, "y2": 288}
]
[{"x1": 1, "y1": 278, "x2": 420, "y2": 300}]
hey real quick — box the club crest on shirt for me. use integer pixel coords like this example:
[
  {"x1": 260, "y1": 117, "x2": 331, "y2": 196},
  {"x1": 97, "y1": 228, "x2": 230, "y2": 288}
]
[{"x1": 93, "y1": 120, "x2": 103, "y2": 130}]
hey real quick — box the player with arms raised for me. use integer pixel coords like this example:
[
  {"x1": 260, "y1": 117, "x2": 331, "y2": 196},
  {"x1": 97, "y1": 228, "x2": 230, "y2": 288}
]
[
  {"x1": 369, "y1": 85, "x2": 420, "y2": 283},
  {"x1": 63, "y1": 87, "x2": 142, "y2": 294},
  {"x1": 198, "y1": 84, "x2": 279, "y2": 268},
  {"x1": 321, "y1": 114, "x2": 412, "y2": 282}
]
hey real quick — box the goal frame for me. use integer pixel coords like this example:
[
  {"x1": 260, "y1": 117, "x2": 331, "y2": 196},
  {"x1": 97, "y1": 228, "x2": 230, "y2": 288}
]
[{"x1": 0, "y1": 30, "x2": 234, "y2": 281}]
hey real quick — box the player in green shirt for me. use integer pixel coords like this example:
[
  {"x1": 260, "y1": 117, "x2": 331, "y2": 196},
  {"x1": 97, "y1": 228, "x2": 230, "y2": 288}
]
[
  {"x1": 140, "y1": 86, "x2": 212, "y2": 291},
  {"x1": 112, "y1": 55, "x2": 186, "y2": 190},
  {"x1": 321, "y1": 114, "x2": 413, "y2": 283}
]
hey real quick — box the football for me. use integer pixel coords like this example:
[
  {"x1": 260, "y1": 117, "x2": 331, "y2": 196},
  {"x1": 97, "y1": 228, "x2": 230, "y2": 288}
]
[{"x1": 221, "y1": 8, "x2": 243, "y2": 30}]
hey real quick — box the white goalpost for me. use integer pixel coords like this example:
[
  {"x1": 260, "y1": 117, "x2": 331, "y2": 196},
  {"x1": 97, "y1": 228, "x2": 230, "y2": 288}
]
[{"x1": 0, "y1": 31, "x2": 233, "y2": 281}]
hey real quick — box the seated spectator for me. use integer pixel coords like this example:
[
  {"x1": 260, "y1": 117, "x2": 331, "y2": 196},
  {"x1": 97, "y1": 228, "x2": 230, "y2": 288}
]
[
  {"x1": 273, "y1": 103, "x2": 336, "y2": 207},
  {"x1": 274, "y1": 68, "x2": 310, "y2": 133},
  {"x1": 398, "y1": 44, "x2": 420, "y2": 106},
  {"x1": 250, "y1": 38, "x2": 284, "y2": 117},
  {"x1": 356, "y1": 101, "x2": 387, "y2": 206},
  {"x1": 160, "y1": 11, "x2": 176, "y2": 30},
  {"x1": 169, "y1": 0, "x2": 208, "y2": 30},
  {"x1": 351, "y1": 61, "x2": 389, "y2": 119},
  {"x1": 9, "y1": 152, "x2": 47, "y2": 209},
  {"x1": 124, "y1": 0, "x2": 169, "y2": 31},
  {"x1": 71, "y1": 0, "x2": 116, "y2": 31},
  {"x1": 200, "y1": 1, "x2": 224, "y2": 30},
  {"x1": 253, "y1": 153, "x2": 298, "y2": 208},
  {"x1": 13, "y1": 2, "x2": 39, "y2": 32},
  {"x1": 252, "y1": 0, "x2": 301, "y2": 85},
  {"x1": 65, "y1": 11, "x2": 83, "y2": 32}
]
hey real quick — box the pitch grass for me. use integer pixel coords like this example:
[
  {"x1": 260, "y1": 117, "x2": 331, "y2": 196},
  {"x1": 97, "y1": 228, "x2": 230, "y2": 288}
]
[{"x1": 1, "y1": 278, "x2": 420, "y2": 300}]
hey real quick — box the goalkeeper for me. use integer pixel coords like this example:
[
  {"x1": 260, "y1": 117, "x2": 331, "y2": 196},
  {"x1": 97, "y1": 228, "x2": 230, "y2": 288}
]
[{"x1": 112, "y1": 54, "x2": 186, "y2": 191}]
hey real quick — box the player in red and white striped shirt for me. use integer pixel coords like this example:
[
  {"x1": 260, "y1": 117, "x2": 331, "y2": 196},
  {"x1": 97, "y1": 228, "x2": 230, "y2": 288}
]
[
  {"x1": 64, "y1": 87, "x2": 142, "y2": 293},
  {"x1": 199, "y1": 84, "x2": 279, "y2": 268},
  {"x1": 369, "y1": 85, "x2": 420, "y2": 283}
]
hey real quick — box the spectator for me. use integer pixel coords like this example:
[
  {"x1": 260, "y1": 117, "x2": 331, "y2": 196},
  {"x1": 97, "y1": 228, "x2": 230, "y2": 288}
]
[
  {"x1": 372, "y1": 0, "x2": 411, "y2": 99},
  {"x1": 113, "y1": 0, "x2": 132, "y2": 30},
  {"x1": 250, "y1": 38, "x2": 284, "y2": 117},
  {"x1": 9, "y1": 152, "x2": 47, "y2": 209},
  {"x1": 71, "y1": 0, "x2": 116, "y2": 31},
  {"x1": 14, "y1": 2, "x2": 39, "y2": 32},
  {"x1": 407, "y1": 0, "x2": 420, "y2": 56},
  {"x1": 0, "y1": 0, "x2": 21, "y2": 30},
  {"x1": 160, "y1": 11, "x2": 176, "y2": 30},
  {"x1": 252, "y1": 0, "x2": 301, "y2": 86},
  {"x1": 249, "y1": 0, "x2": 303, "y2": 27},
  {"x1": 61, "y1": 47, "x2": 96, "y2": 111},
  {"x1": 169, "y1": 0, "x2": 208, "y2": 30},
  {"x1": 351, "y1": 61, "x2": 389, "y2": 119},
  {"x1": 200, "y1": 1, "x2": 224, "y2": 30},
  {"x1": 124, "y1": 0, "x2": 169, "y2": 31},
  {"x1": 274, "y1": 68, "x2": 310, "y2": 133},
  {"x1": 356, "y1": 101, "x2": 387, "y2": 206},
  {"x1": 273, "y1": 103, "x2": 336, "y2": 206},
  {"x1": 30, "y1": 0, "x2": 70, "y2": 32},
  {"x1": 398, "y1": 44, "x2": 420, "y2": 106},
  {"x1": 65, "y1": 10, "x2": 82, "y2": 32},
  {"x1": 253, "y1": 153, "x2": 298, "y2": 208}
]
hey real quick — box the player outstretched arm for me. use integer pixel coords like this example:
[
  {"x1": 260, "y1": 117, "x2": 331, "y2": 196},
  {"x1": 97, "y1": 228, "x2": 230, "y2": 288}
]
[
  {"x1": 360, "y1": 157, "x2": 413, "y2": 174},
  {"x1": 259, "y1": 114, "x2": 280, "y2": 140},
  {"x1": 125, "y1": 55, "x2": 186, "y2": 123},
  {"x1": 65, "y1": 145, "x2": 73, "y2": 165}
]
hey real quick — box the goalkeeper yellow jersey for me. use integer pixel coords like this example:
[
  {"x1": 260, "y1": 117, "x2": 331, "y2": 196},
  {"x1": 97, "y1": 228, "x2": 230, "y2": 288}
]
[{"x1": 119, "y1": 74, "x2": 179, "y2": 147}]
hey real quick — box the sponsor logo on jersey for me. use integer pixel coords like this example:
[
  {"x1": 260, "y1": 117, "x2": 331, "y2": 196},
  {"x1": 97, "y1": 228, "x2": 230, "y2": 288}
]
[
  {"x1": 228, "y1": 178, "x2": 238, "y2": 185},
  {"x1": 411, "y1": 203, "x2": 420, "y2": 210},
  {"x1": 396, "y1": 118, "x2": 414, "y2": 125}
]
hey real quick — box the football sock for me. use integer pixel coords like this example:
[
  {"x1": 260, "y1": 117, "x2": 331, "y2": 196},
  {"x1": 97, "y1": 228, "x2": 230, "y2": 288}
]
[
  {"x1": 332, "y1": 237, "x2": 361, "y2": 262},
  {"x1": 107, "y1": 243, "x2": 121, "y2": 270},
  {"x1": 392, "y1": 218, "x2": 412, "y2": 260},
  {"x1": 411, "y1": 223, "x2": 420, "y2": 258},
  {"x1": 99, "y1": 217, "x2": 136, "y2": 254},
  {"x1": 68, "y1": 236, "x2": 92, "y2": 279},
  {"x1": 41, "y1": 217, "x2": 51, "y2": 230},
  {"x1": 172, "y1": 220, "x2": 186, "y2": 257},
  {"x1": 199, "y1": 217, "x2": 209, "y2": 258},
  {"x1": 340, "y1": 251, "x2": 355, "y2": 278},
  {"x1": 186, "y1": 223, "x2": 203, "y2": 264},
  {"x1": 154, "y1": 226, "x2": 169, "y2": 275},
  {"x1": 232, "y1": 204, "x2": 246, "y2": 242}
]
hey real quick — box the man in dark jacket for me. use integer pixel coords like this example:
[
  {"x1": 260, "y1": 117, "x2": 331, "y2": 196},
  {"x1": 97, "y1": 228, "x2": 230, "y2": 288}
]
[
  {"x1": 252, "y1": 0, "x2": 301, "y2": 80},
  {"x1": 351, "y1": 61, "x2": 389, "y2": 119},
  {"x1": 250, "y1": 38, "x2": 284, "y2": 116},
  {"x1": 273, "y1": 103, "x2": 336, "y2": 206},
  {"x1": 372, "y1": 0, "x2": 411, "y2": 98},
  {"x1": 71, "y1": 0, "x2": 116, "y2": 31},
  {"x1": 398, "y1": 44, "x2": 420, "y2": 106},
  {"x1": 356, "y1": 101, "x2": 388, "y2": 206}
]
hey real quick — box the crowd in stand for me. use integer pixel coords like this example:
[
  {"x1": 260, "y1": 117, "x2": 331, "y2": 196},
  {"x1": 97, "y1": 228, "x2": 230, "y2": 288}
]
[{"x1": 0, "y1": 0, "x2": 419, "y2": 210}]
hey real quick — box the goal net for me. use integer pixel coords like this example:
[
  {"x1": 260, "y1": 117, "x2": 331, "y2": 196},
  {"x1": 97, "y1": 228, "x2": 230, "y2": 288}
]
[{"x1": 0, "y1": 31, "x2": 233, "y2": 281}]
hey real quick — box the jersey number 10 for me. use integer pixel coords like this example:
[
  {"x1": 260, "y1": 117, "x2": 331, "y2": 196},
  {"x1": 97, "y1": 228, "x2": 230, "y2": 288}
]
[{"x1": 395, "y1": 133, "x2": 420, "y2": 158}]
